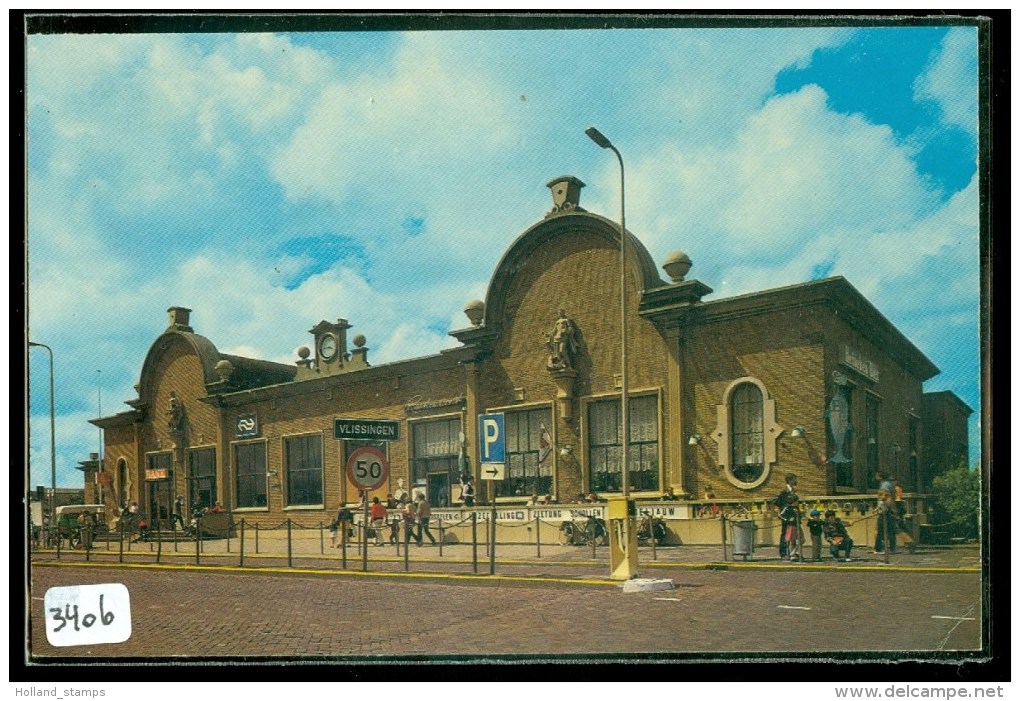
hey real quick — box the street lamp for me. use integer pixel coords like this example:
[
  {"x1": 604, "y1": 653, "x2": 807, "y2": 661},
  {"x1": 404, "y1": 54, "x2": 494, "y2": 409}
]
[
  {"x1": 29, "y1": 341, "x2": 56, "y2": 534},
  {"x1": 586, "y1": 125, "x2": 637, "y2": 580}
]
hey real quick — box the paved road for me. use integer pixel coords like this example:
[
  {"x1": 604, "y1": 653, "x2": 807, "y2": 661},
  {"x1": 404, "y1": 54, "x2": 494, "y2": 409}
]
[{"x1": 28, "y1": 561, "x2": 981, "y2": 660}]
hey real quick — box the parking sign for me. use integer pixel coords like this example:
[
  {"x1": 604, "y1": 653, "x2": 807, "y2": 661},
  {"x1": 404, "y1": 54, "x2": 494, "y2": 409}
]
[{"x1": 478, "y1": 412, "x2": 505, "y2": 466}]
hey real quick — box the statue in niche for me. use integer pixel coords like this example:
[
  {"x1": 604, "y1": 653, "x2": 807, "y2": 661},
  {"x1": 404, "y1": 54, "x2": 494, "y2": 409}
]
[
  {"x1": 546, "y1": 310, "x2": 579, "y2": 371},
  {"x1": 167, "y1": 391, "x2": 185, "y2": 433}
]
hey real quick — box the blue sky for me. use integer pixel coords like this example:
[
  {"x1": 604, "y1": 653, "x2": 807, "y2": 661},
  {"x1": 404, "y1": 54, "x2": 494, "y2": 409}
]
[{"x1": 25, "y1": 24, "x2": 982, "y2": 489}]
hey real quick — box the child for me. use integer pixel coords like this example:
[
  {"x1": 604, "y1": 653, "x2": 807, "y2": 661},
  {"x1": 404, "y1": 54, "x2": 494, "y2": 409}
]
[
  {"x1": 823, "y1": 510, "x2": 854, "y2": 561},
  {"x1": 807, "y1": 509, "x2": 825, "y2": 561}
]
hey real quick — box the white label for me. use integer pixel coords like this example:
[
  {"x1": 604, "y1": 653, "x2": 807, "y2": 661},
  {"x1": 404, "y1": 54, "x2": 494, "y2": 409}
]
[{"x1": 44, "y1": 583, "x2": 132, "y2": 647}]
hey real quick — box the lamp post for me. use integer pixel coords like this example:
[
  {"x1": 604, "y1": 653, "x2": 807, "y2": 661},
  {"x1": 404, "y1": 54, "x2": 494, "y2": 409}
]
[
  {"x1": 586, "y1": 126, "x2": 638, "y2": 580},
  {"x1": 29, "y1": 341, "x2": 56, "y2": 533}
]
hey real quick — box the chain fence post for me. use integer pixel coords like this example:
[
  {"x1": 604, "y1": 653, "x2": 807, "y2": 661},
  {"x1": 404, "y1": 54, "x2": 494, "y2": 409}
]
[
  {"x1": 721, "y1": 513, "x2": 728, "y2": 562},
  {"x1": 287, "y1": 518, "x2": 293, "y2": 568},
  {"x1": 239, "y1": 518, "x2": 245, "y2": 567},
  {"x1": 535, "y1": 515, "x2": 541, "y2": 559},
  {"x1": 471, "y1": 511, "x2": 478, "y2": 574}
]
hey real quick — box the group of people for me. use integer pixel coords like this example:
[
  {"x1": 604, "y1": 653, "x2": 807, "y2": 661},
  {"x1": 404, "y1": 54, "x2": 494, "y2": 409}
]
[
  {"x1": 774, "y1": 473, "x2": 854, "y2": 562},
  {"x1": 330, "y1": 491, "x2": 439, "y2": 548},
  {"x1": 774, "y1": 470, "x2": 911, "y2": 562}
]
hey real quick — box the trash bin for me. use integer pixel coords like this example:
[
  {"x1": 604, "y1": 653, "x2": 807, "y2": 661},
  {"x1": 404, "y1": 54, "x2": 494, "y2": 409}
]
[{"x1": 731, "y1": 519, "x2": 755, "y2": 559}]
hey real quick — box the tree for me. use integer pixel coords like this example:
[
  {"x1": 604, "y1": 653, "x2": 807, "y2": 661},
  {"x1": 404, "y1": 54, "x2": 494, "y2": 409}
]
[{"x1": 930, "y1": 466, "x2": 980, "y2": 540}]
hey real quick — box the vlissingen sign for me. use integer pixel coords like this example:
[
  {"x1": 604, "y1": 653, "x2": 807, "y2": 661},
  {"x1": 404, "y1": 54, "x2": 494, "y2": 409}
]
[{"x1": 333, "y1": 418, "x2": 400, "y2": 441}]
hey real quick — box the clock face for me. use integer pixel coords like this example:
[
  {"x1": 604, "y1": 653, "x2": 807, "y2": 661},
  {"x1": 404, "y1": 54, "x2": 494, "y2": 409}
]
[{"x1": 319, "y1": 334, "x2": 338, "y2": 361}]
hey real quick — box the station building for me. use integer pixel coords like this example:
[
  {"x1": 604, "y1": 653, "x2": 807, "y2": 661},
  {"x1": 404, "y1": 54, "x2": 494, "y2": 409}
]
[{"x1": 92, "y1": 176, "x2": 970, "y2": 528}]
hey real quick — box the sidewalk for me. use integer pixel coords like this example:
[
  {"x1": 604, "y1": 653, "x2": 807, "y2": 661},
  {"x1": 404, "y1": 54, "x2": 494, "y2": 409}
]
[{"x1": 32, "y1": 533, "x2": 982, "y2": 579}]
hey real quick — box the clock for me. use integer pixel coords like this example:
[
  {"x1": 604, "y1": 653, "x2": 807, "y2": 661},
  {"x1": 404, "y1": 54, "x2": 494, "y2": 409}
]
[{"x1": 318, "y1": 333, "x2": 338, "y2": 361}]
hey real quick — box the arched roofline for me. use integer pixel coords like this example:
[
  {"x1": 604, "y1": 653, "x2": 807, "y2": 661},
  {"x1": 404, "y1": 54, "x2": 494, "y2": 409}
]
[
  {"x1": 481, "y1": 211, "x2": 665, "y2": 328},
  {"x1": 136, "y1": 330, "x2": 223, "y2": 405}
]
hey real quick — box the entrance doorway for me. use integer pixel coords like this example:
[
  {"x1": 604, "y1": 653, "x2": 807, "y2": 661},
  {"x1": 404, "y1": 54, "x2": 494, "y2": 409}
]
[
  {"x1": 427, "y1": 472, "x2": 450, "y2": 508},
  {"x1": 146, "y1": 481, "x2": 172, "y2": 529}
]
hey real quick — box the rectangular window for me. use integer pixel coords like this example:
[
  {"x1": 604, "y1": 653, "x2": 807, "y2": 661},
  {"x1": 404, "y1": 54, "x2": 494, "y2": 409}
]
[
  {"x1": 411, "y1": 418, "x2": 460, "y2": 507},
  {"x1": 235, "y1": 442, "x2": 267, "y2": 508},
  {"x1": 908, "y1": 417, "x2": 919, "y2": 491},
  {"x1": 831, "y1": 386, "x2": 855, "y2": 489},
  {"x1": 187, "y1": 448, "x2": 217, "y2": 511},
  {"x1": 285, "y1": 434, "x2": 323, "y2": 506},
  {"x1": 588, "y1": 395, "x2": 659, "y2": 494},
  {"x1": 499, "y1": 407, "x2": 553, "y2": 498},
  {"x1": 865, "y1": 394, "x2": 880, "y2": 480}
]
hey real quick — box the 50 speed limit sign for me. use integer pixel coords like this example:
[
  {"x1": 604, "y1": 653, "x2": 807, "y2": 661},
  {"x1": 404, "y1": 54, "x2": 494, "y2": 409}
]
[{"x1": 345, "y1": 446, "x2": 390, "y2": 492}]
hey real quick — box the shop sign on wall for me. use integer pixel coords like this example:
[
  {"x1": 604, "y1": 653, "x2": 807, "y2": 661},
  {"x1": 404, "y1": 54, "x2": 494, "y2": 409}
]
[{"x1": 841, "y1": 344, "x2": 880, "y2": 382}]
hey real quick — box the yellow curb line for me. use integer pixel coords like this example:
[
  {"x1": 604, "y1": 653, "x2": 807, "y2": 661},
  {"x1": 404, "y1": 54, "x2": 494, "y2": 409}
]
[{"x1": 30, "y1": 559, "x2": 619, "y2": 587}]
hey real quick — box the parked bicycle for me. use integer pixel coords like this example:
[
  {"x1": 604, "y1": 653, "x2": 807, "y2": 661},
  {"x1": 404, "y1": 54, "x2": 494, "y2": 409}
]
[
  {"x1": 558, "y1": 514, "x2": 608, "y2": 546},
  {"x1": 636, "y1": 511, "x2": 667, "y2": 546}
]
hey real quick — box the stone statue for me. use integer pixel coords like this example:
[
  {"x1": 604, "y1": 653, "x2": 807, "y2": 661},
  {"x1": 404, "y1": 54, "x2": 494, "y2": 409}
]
[
  {"x1": 546, "y1": 310, "x2": 579, "y2": 371},
  {"x1": 167, "y1": 391, "x2": 184, "y2": 433}
]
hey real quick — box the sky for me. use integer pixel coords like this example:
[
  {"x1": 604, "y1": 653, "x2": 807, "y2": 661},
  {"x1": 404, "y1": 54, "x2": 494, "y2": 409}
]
[{"x1": 24, "y1": 20, "x2": 983, "y2": 490}]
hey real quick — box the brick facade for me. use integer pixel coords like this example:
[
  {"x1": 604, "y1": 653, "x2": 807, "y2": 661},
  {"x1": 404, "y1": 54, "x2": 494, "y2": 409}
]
[{"x1": 91, "y1": 177, "x2": 966, "y2": 527}]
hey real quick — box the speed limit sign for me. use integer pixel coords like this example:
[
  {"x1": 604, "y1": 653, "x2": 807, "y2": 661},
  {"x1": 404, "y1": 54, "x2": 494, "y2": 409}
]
[{"x1": 345, "y1": 446, "x2": 390, "y2": 492}]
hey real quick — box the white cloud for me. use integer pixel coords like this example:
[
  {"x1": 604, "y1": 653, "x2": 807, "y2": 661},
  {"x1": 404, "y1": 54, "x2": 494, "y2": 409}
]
[{"x1": 913, "y1": 27, "x2": 979, "y2": 135}]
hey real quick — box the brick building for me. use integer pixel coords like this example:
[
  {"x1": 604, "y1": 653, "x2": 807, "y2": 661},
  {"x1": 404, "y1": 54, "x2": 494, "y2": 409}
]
[{"x1": 91, "y1": 176, "x2": 969, "y2": 528}]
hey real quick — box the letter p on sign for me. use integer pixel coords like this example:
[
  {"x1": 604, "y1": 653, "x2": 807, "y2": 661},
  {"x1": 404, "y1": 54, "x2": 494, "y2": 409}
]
[{"x1": 478, "y1": 413, "x2": 505, "y2": 463}]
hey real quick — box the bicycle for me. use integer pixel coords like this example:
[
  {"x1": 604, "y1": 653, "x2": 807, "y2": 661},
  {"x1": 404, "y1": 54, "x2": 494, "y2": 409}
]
[
  {"x1": 558, "y1": 515, "x2": 608, "y2": 546},
  {"x1": 636, "y1": 511, "x2": 667, "y2": 546}
]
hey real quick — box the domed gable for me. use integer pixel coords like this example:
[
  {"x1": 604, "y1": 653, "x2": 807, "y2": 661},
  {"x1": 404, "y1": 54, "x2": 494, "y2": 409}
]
[
  {"x1": 479, "y1": 209, "x2": 665, "y2": 329},
  {"x1": 134, "y1": 329, "x2": 295, "y2": 406}
]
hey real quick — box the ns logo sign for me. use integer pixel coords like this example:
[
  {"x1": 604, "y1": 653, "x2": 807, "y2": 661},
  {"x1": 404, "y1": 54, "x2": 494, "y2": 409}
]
[{"x1": 236, "y1": 413, "x2": 259, "y2": 438}]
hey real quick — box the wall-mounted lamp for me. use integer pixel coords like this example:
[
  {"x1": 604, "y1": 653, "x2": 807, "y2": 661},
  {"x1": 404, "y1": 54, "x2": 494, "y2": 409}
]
[
  {"x1": 790, "y1": 425, "x2": 805, "y2": 438},
  {"x1": 688, "y1": 434, "x2": 702, "y2": 446},
  {"x1": 868, "y1": 437, "x2": 877, "y2": 445},
  {"x1": 559, "y1": 445, "x2": 574, "y2": 457},
  {"x1": 267, "y1": 470, "x2": 278, "y2": 477}
]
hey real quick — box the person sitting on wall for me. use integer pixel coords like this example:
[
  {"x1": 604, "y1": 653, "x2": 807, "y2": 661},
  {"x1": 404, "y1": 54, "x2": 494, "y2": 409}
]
[
  {"x1": 661, "y1": 486, "x2": 679, "y2": 501},
  {"x1": 208, "y1": 501, "x2": 224, "y2": 513},
  {"x1": 586, "y1": 492, "x2": 600, "y2": 503}
]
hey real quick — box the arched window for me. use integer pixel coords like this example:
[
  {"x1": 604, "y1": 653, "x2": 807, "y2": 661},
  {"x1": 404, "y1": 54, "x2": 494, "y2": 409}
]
[
  {"x1": 712, "y1": 377, "x2": 781, "y2": 489},
  {"x1": 117, "y1": 458, "x2": 128, "y2": 503},
  {"x1": 730, "y1": 383, "x2": 765, "y2": 484}
]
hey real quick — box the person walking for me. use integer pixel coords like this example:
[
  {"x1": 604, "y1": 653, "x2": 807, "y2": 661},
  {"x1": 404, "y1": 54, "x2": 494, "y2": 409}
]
[
  {"x1": 369, "y1": 497, "x2": 387, "y2": 547},
  {"x1": 416, "y1": 494, "x2": 438, "y2": 546},
  {"x1": 402, "y1": 499, "x2": 419, "y2": 545},
  {"x1": 172, "y1": 495, "x2": 186, "y2": 531}
]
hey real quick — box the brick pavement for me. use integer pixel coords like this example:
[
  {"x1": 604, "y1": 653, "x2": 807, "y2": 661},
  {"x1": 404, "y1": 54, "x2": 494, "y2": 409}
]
[{"x1": 28, "y1": 563, "x2": 982, "y2": 660}]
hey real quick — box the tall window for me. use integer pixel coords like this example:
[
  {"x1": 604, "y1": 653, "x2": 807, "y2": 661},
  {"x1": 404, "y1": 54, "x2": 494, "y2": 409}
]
[
  {"x1": 411, "y1": 418, "x2": 460, "y2": 507},
  {"x1": 830, "y1": 385, "x2": 855, "y2": 489},
  {"x1": 908, "y1": 417, "x2": 919, "y2": 491},
  {"x1": 235, "y1": 442, "x2": 267, "y2": 508},
  {"x1": 500, "y1": 407, "x2": 553, "y2": 498},
  {"x1": 187, "y1": 448, "x2": 217, "y2": 510},
  {"x1": 285, "y1": 434, "x2": 323, "y2": 506},
  {"x1": 865, "y1": 394, "x2": 880, "y2": 480},
  {"x1": 588, "y1": 395, "x2": 659, "y2": 493},
  {"x1": 730, "y1": 383, "x2": 765, "y2": 484}
]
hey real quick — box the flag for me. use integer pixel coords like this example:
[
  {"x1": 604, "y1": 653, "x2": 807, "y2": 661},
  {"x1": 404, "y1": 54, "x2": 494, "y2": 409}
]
[{"x1": 538, "y1": 423, "x2": 552, "y2": 463}]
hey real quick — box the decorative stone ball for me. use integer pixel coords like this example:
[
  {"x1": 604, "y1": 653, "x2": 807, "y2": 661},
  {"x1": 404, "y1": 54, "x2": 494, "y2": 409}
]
[
  {"x1": 297, "y1": 346, "x2": 311, "y2": 359},
  {"x1": 662, "y1": 250, "x2": 693, "y2": 283},
  {"x1": 464, "y1": 299, "x2": 485, "y2": 326},
  {"x1": 214, "y1": 359, "x2": 234, "y2": 381},
  {"x1": 352, "y1": 334, "x2": 367, "y2": 348}
]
